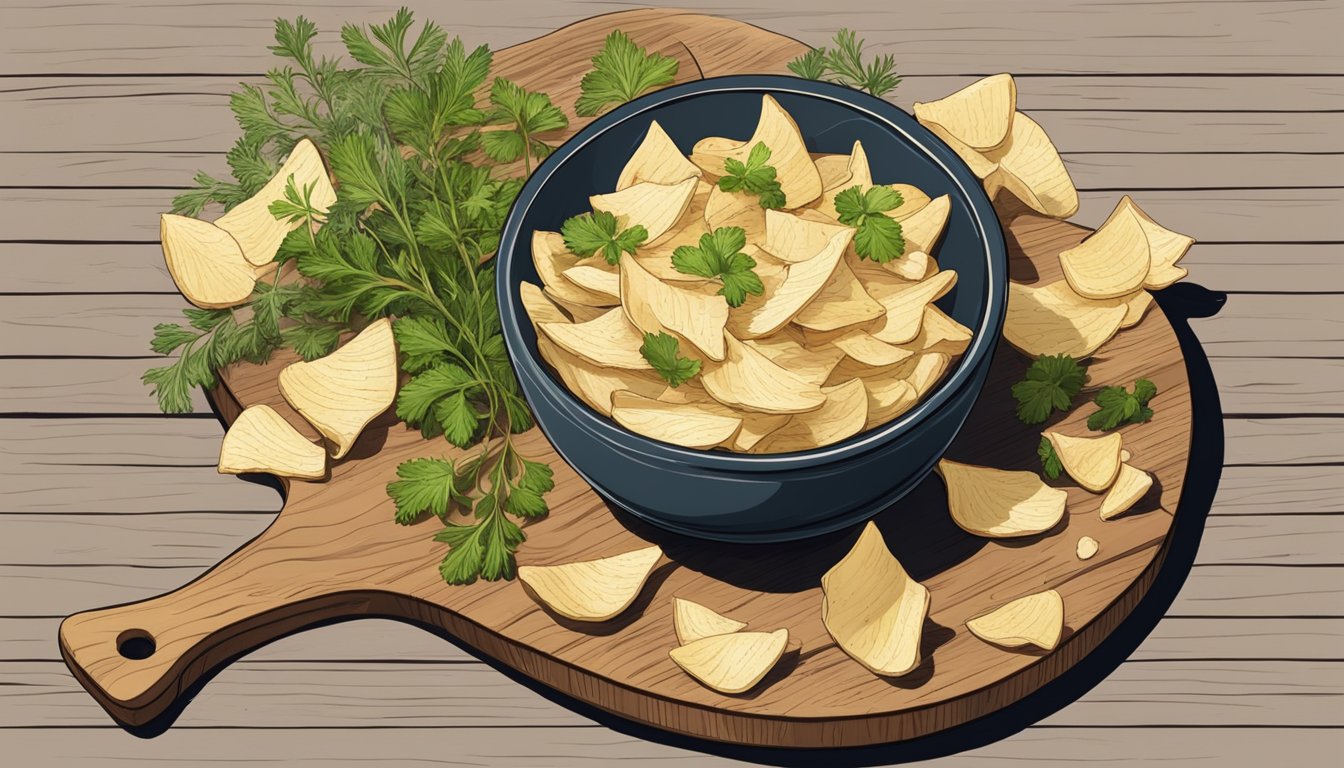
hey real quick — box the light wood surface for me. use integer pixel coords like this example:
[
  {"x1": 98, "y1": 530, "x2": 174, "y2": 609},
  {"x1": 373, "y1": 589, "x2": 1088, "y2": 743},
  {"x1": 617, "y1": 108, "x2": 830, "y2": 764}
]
[{"x1": 2, "y1": 1, "x2": 1340, "y2": 765}]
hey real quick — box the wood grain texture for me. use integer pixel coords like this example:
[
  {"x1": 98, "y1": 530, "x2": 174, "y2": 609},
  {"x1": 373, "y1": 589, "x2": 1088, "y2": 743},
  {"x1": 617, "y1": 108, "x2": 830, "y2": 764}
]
[
  {"x1": 0, "y1": 727, "x2": 1338, "y2": 768},
  {"x1": 9, "y1": 78, "x2": 1341, "y2": 153},
  {"x1": 2, "y1": 0, "x2": 1338, "y2": 75},
  {"x1": 46, "y1": 11, "x2": 1201, "y2": 748}
]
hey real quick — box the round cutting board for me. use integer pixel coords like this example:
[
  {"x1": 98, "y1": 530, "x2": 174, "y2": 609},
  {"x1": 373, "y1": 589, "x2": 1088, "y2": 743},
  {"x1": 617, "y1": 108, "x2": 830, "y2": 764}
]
[{"x1": 58, "y1": 9, "x2": 1190, "y2": 749}]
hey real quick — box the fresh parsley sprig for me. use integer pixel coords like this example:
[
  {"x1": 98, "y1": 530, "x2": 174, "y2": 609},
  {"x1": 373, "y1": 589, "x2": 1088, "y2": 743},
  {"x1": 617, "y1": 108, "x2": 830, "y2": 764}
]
[
  {"x1": 1011, "y1": 354, "x2": 1089, "y2": 425},
  {"x1": 150, "y1": 9, "x2": 561, "y2": 585},
  {"x1": 1088, "y1": 379, "x2": 1157, "y2": 431},
  {"x1": 671, "y1": 226, "x2": 765, "y2": 307},
  {"x1": 718, "y1": 142, "x2": 786, "y2": 209},
  {"x1": 1038, "y1": 437, "x2": 1063, "y2": 480},
  {"x1": 482, "y1": 77, "x2": 569, "y2": 175},
  {"x1": 575, "y1": 30, "x2": 679, "y2": 117},
  {"x1": 640, "y1": 331, "x2": 701, "y2": 388},
  {"x1": 561, "y1": 210, "x2": 648, "y2": 265},
  {"x1": 834, "y1": 185, "x2": 905, "y2": 263},
  {"x1": 787, "y1": 29, "x2": 901, "y2": 98}
]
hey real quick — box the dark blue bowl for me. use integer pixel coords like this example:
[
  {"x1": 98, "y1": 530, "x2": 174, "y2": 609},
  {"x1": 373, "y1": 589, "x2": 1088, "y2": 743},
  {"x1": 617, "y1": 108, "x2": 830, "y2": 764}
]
[{"x1": 496, "y1": 76, "x2": 1007, "y2": 542}]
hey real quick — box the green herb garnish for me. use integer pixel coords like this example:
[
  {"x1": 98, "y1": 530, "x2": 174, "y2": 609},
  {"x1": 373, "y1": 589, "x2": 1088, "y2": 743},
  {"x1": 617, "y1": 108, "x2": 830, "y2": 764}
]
[
  {"x1": 1088, "y1": 379, "x2": 1157, "y2": 431},
  {"x1": 147, "y1": 9, "x2": 570, "y2": 585},
  {"x1": 1038, "y1": 437, "x2": 1064, "y2": 480},
  {"x1": 481, "y1": 77, "x2": 569, "y2": 174},
  {"x1": 787, "y1": 29, "x2": 901, "y2": 98},
  {"x1": 1011, "y1": 354, "x2": 1089, "y2": 425},
  {"x1": 833, "y1": 185, "x2": 905, "y2": 263},
  {"x1": 575, "y1": 30, "x2": 679, "y2": 117},
  {"x1": 718, "y1": 141, "x2": 786, "y2": 209},
  {"x1": 560, "y1": 210, "x2": 648, "y2": 265},
  {"x1": 640, "y1": 331, "x2": 701, "y2": 388},
  {"x1": 671, "y1": 226, "x2": 765, "y2": 307}
]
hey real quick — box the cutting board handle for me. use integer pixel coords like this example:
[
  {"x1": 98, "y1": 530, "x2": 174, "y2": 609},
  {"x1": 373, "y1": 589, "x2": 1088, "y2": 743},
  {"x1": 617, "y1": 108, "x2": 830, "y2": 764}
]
[{"x1": 58, "y1": 485, "x2": 389, "y2": 727}]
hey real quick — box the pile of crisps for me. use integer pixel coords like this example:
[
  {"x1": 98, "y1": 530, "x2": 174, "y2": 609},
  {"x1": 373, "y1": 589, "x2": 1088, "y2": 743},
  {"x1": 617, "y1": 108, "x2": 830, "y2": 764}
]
[
  {"x1": 913, "y1": 74, "x2": 1192, "y2": 358},
  {"x1": 521, "y1": 95, "x2": 973, "y2": 453}
]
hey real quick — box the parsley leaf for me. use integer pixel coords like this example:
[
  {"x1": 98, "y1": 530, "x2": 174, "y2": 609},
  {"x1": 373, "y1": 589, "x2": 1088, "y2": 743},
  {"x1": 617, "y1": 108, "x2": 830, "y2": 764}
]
[
  {"x1": 483, "y1": 77, "x2": 568, "y2": 174},
  {"x1": 787, "y1": 29, "x2": 901, "y2": 98},
  {"x1": 575, "y1": 30, "x2": 679, "y2": 117},
  {"x1": 640, "y1": 331, "x2": 701, "y2": 388},
  {"x1": 1011, "y1": 354, "x2": 1089, "y2": 424},
  {"x1": 1038, "y1": 437, "x2": 1063, "y2": 480},
  {"x1": 833, "y1": 185, "x2": 905, "y2": 263},
  {"x1": 1087, "y1": 379, "x2": 1158, "y2": 431},
  {"x1": 561, "y1": 210, "x2": 648, "y2": 264},
  {"x1": 387, "y1": 456, "x2": 474, "y2": 523},
  {"x1": 671, "y1": 226, "x2": 765, "y2": 307},
  {"x1": 718, "y1": 142, "x2": 786, "y2": 209}
]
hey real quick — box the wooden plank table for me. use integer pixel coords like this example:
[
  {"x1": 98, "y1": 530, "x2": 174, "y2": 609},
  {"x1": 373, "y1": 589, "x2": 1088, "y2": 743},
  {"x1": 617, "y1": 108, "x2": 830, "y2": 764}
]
[{"x1": 1, "y1": 1, "x2": 1340, "y2": 764}]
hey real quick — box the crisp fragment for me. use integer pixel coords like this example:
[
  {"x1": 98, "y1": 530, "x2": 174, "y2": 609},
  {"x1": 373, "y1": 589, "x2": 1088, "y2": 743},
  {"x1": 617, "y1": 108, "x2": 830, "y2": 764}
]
[
  {"x1": 897, "y1": 194, "x2": 951, "y2": 258},
  {"x1": 888, "y1": 184, "x2": 932, "y2": 219},
  {"x1": 727, "y1": 228, "x2": 850, "y2": 338},
  {"x1": 669, "y1": 629, "x2": 788, "y2": 694},
  {"x1": 817, "y1": 141, "x2": 873, "y2": 214},
  {"x1": 218, "y1": 404, "x2": 326, "y2": 480},
  {"x1": 914, "y1": 74, "x2": 1017, "y2": 151},
  {"x1": 611, "y1": 390, "x2": 742, "y2": 449},
  {"x1": 539, "y1": 308, "x2": 651, "y2": 370},
  {"x1": 937, "y1": 458, "x2": 1067, "y2": 538},
  {"x1": 882, "y1": 250, "x2": 936, "y2": 282},
  {"x1": 924, "y1": 121, "x2": 999, "y2": 179},
  {"x1": 160, "y1": 214, "x2": 256, "y2": 309},
  {"x1": 832, "y1": 329, "x2": 914, "y2": 367},
  {"x1": 743, "y1": 331, "x2": 845, "y2": 387},
  {"x1": 966, "y1": 590, "x2": 1064, "y2": 651},
  {"x1": 1099, "y1": 463, "x2": 1154, "y2": 520},
  {"x1": 1076, "y1": 536, "x2": 1099, "y2": 561},
  {"x1": 792, "y1": 260, "x2": 885, "y2": 332},
  {"x1": 1034, "y1": 281, "x2": 1153, "y2": 331},
  {"x1": 533, "y1": 231, "x2": 618, "y2": 307},
  {"x1": 620, "y1": 256, "x2": 729, "y2": 360},
  {"x1": 519, "y1": 281, "x2": 570, "y2": 327},
  {"x1": 863, "y1": 377, "x2": 918, "y2": 430},
  {"x1": 700, "y1": 334, "x2": 826, "y2": 414},
  {"x1": 1059, "y1": 200, "x2": 1151, "y2": 299},
  {"x1": 519, "y1": 545, "x2": 663, "y2": 622},
  {"x1": 216, "y1": 138, "x2": 336, "y2": 266},
  {"x1": 590, "y1": 176, "x2": 698, "y2": 243},
  {"x1": 869, "y1": 270, "x2": 959, "y2": 345},
  {"x1": 905, "y1": 352, "x2": 952, "y2": 398},
  {"x1": 689, "y1": 95, "x2": 823, "y2": 207},
  {"x1": 673, "y1": 597, "x2": 747, "y2": 645},
  {"x1": 563, "y1": 264, "x2": 620, "y2": 300},
  {"x1": 752, "y1": 378, "x2": 867, "y2": 452},
  {"x1": 617, "y1": 120, "x2": 701, "y2": 190},
  {"x1": 703, "y1": 184, "x2": 766, "y2": 242},
  {"x1": 537, "y1": 336, "x2": 663, "y2": 415},
  {"x1": 918, "y1": 306, "x2": 974, "y2": 355},
  {"x1": 1004, "y1": 281, "x2": 1125, "y2": 358},
  {"x1": 983, "y1": 112, "x2": 1078, "y2": 219},
  {"x1": 821, "y1": 522, "x2": 930, "y2": 677},
  {"x1": 1121, "y1": 195, "x2": 1194, "y2": 289},
  {"x1": 278, "y1": 318, "x2": 397, "y2": 459},
  {"x1": 763, "y1": 208, "x2": 852, "y2": 263},
  {"x1": 1044, "y1": 431, "x2": 1123, "y2": 492},
  {"x1": 659, "y1": 384, "x2": 789, "y2": 451}
]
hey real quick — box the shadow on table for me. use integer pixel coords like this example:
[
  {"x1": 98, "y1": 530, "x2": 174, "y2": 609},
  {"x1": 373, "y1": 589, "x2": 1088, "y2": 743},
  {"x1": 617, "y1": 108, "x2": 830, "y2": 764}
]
[{"x1": 124, "y1": 284, "x2": 1225, "y2": 766}]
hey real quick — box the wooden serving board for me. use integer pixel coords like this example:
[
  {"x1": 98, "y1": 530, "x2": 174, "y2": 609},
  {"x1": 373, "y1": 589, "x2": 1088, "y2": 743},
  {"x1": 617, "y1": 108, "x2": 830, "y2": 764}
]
[{"x1": 58, "y1": 9, "x2": 1191, "y2": 749}]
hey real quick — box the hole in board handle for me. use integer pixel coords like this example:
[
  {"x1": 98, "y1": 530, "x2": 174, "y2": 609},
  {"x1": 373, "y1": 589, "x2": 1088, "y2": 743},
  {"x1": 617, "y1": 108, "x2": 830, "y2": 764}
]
[{"x1": 116, "y1": 629, "x2": 156, "y2": 660}]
